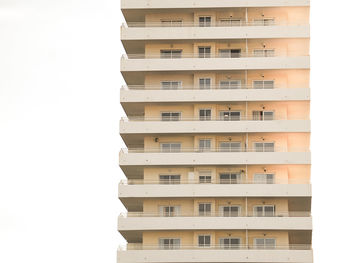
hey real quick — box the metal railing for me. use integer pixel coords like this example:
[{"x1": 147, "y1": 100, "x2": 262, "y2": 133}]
[
  {"x1": 122, "y1": 51, "x2": 308, "y2": 59},
  {"x1": 121, "y1": 84, "x2": 297, "y2": 90},
  {"x1": 119, "y1": 211, "x2": 311, "y2": 218},
  {"x1": 119, "y1": 178, "x2": 310, "y2": 185},
  {"x1": 119, "y1": 243, "x2": 312, "y2": 251},
  {"x1": 123, "y1": 21, "x2": 307, "y2": 28},
  {"x1": 120, "y1": 147, "x2": 309, "y2": 154},
  {"x1": 120, "y1": 115, "x2": 308, "y2": 122}
]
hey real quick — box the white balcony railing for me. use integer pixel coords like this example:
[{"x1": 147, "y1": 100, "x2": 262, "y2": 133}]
[
  {"x1": 119, "y1": 211, "x2": 311, "y2": 218},
  {"x1": 119, "y1": 178, "x2": 310, "y2": 185},
  {"x1": 120, "y1": 147, "x2": 309, "y2": 154},
  {"x1": 121, "y1": 115, "x2": 308, "y2": 121},
  {"x1": 123, "y1": 21, "x2": 307, "y2": 28},
  {"x1": 119, "y1": 244, "x2": 312, "y2": 251},
  {"x1": 121, "y1": 84, "x2": 303, "y2": 90},
  {"x1": 123, "y1": 51, "x2": 307, "y2": 59}
]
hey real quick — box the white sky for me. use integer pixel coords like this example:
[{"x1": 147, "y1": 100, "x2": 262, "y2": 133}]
[{"x1": 1, "y1": 0, "x2": 350, "y2": 262}]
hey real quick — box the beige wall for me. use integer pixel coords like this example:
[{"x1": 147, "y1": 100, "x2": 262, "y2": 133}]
[
  {"x1": 144, "y1": 101, "x2": 310, "y2": 120},
  {"x1": 143, "y1": 133, "x2": 310, "y2": 151},
  {"x1": 143, "y1": 164, "x2": 310, "y2": 184},
  {"x1": 142, "y1": 230, "x2": 289, "y2": 246},
  {"x1": 143, "y1": 197, "x2": 289, "y2": 215},
  {"x1": 144, "y1": 7, "x2": 309, "y2": 24},
  {"x1": 144, "y1": 69, "x2": 310, "y2": 89},
  {"x1": 144, "y1": 39, "x2": 309, "y2": 56}
]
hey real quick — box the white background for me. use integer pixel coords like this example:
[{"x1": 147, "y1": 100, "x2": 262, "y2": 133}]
[{"x1": 0, "y1": 0, "x2": 348, "y2": 262}]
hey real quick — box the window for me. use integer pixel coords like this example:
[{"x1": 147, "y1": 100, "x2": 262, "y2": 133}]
[
  {"x1": 198, "y1": 47, "x2": 211, "y2": 58},
  {"x1": 254, "y1": 173, "x2": 274, "y2": 184},
  {"x1": 220, "y1": 111, "x2": 241, "y2": 121},
  {"x1": 159, "y1": 206, "x2": 180, "y2": 216},
  {"x1": 199, "y1": 171, "x2": 212, "y2": 183},
  {"x1": 199, "y1": 139, "x2": 211, "y2": 152},
  {"x1": 219, "y1": 238, "x2": 241, "y2": 249},
  {"x1": 161, "y1": 20, "x2": 183, "y2": 27},
  {"x1": 219, "y1": 142, "x2": 241, "y2": 152},
  {"x1": 220, "y1": 206, "x2": 241, "y2": 217},
  {"x1": 253, "y1": 18, "x2": 275, "y2": 26},
  {"x1": 161, "y1": 112, "x2": 181, "y2": 121},
  {"x1": 220, "y1": 19, "x2": 242, "y2": 26},
  {"x1": 254, "y1": 238, "x2": 276, "y2": 249},
  {"x1": 219, "y1": 49, "x2": 241, "y2": 58},
  {"x1": 199, "y1": 109, "x2": 211, "y2": 121},
  {"x1": 159, "y1": 238, "x2": 181, "y2": 249},
  {"x1": 199, "y1": 16, "x2": 211, "y2": 27},
  {"x1": 161, "y1": 143, "x2": 181, "y2": 152},
  {"x1": 253, "y1": 205, "x2": 275, "y2": 217},
  {"x1": 198, "y1": 203, "x2": 211, "y2": 216},
  {"x1": 198, "y1": 235, "x2": 211, "y2": 247},
  {"x1": 161, "y1": 81, "x2": 182, "y2": 90},
  {"x1": 159, "y1": 175, "x2": 181, "y2": 184},
  {"x1": 219, "y1": 173, "x2": 241, "y2": 184},
  {"x1": 253, "y1": 49, "x2": 275, "y2": 57},
  {"x1": 252, "y1": 111, "x2": 274, "y2": 121},
  {"x1": 254, "y1": 142, "x2": 275, "y2": 152},
  {"x1": 253, "y1": 80, "x2": 274, "y2": 89},
  {"x1": 199, "y1": 78, "x2": 211, "y2": 89},
  {"x1": 219, "y1": 80, "x2": 241, "y2": 89},
  {"x1": 160, "y1": 50, "x2": 182, "y2": 59}
]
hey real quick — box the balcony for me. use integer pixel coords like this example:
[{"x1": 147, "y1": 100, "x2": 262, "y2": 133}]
[
  {"x1": 118, "y1": 180, "x2": 311, "y2": 199},
  {"x1": 120, "y1": 116, "x2": 310, "y2": 135},
  {"x1": 119, "y1": 147, "x2": 311, "y2": 167},
  {"x1": 118, "y1": 212, "x2": 312, "y2": 232},
  {"x1": 121, "y1": 85, "x2": 310, "y2": 104},
  {"x1": 121, "y1": 22, "x2": 309, "y2": 41},
  {"x1": 120, "y1": 52, "x2": 310, "y2": 73},
  {"x1": 121, "y1": 0, "x2": 310, "y2": 10},
  {"x1": 118, "y1": 245, "x2": 313, "y2": 263}
]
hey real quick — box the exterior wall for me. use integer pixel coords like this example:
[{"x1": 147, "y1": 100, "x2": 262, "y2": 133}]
[
  {"x1": 143, "y1": 101, "x2": 310, "y2": 120},
  {"x1": 119, "y1": 1, "x2": 312, "y2": 259},
  {"x1": 142, "y1": 230, "x2": 289, "y2": 247},
  {"x1": 144, "y1": 69, "x2": 310, "y2": 89},
  {"x1": 143, "y1": 197, "x2": 289, "y2": 215},
  {"x1": 144, "y1": 7, "x2": 309, "y2": 25},
  {"x1": 144, "y1": 39, "x2": 309, "y2": 56},
  {"x1": 143, "y1": 165, "x2": 310, "y2": 184},
  {"x1": 143, "y1": 133, "x2": 310, "y2": 151}
]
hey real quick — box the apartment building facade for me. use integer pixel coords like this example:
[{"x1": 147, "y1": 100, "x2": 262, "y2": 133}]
[{"x1": 118, "y1": 1, "x2": 312, "y2": 263}]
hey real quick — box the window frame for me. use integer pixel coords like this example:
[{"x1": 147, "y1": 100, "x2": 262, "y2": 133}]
[
  {"x1": 253, "y1": 142, "x2": 275, "y2": 152},
  {"x1": 199, "y1": 78, "x2": 211, "y2": 89},
  {"x1": 198, "y1": 203, "x2": 212, "y2": 216},
  {"x1": 198, "y1": 235, "x2": 211, "y2": 247},
  {"x1": 253, "y1": 205, "x2": 276, "y2": 217},
  {"x1": 161, "y1": 81, "x2": 183, "y2": 90},
  {"x1": 161, "y1": 111, "x2": 182, "y2": 121},
  {"x1": 160, "y1": 49, "x2": 183, "y2": 59},
  {"x1": 160, "y1": 142, "x2": 182, "y2": 153}
]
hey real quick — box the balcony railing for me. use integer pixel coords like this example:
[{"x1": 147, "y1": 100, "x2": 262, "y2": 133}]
[
  {"x1": 119, "y1": 211, "x2": 311, "y2": 218},
  {"x1": 123, "y1": 21, "x2": 307, "y2": 28},
  {"x1": 119, "y1": 178, "x2": 310, "y2": 185},
  {"x1": 122, "y1": 51, "x2": 307, "y2": 59},
  {"x1": 120, "y1": 147, "x2": 309, "y2": 154},
  {"x1": 119, "y1": 244, "x2": 312, "y2": 251},
  {"x1": 121, "y1": 84, "x2": 300, "y2": 90},
  {"x1": 121, "y1": 115, "x2": 307, "y2": 121}
]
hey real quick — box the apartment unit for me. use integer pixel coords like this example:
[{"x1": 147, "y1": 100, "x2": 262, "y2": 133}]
[{"x1": 118, "y1": 0, "x2": 312, "y2": 263}]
